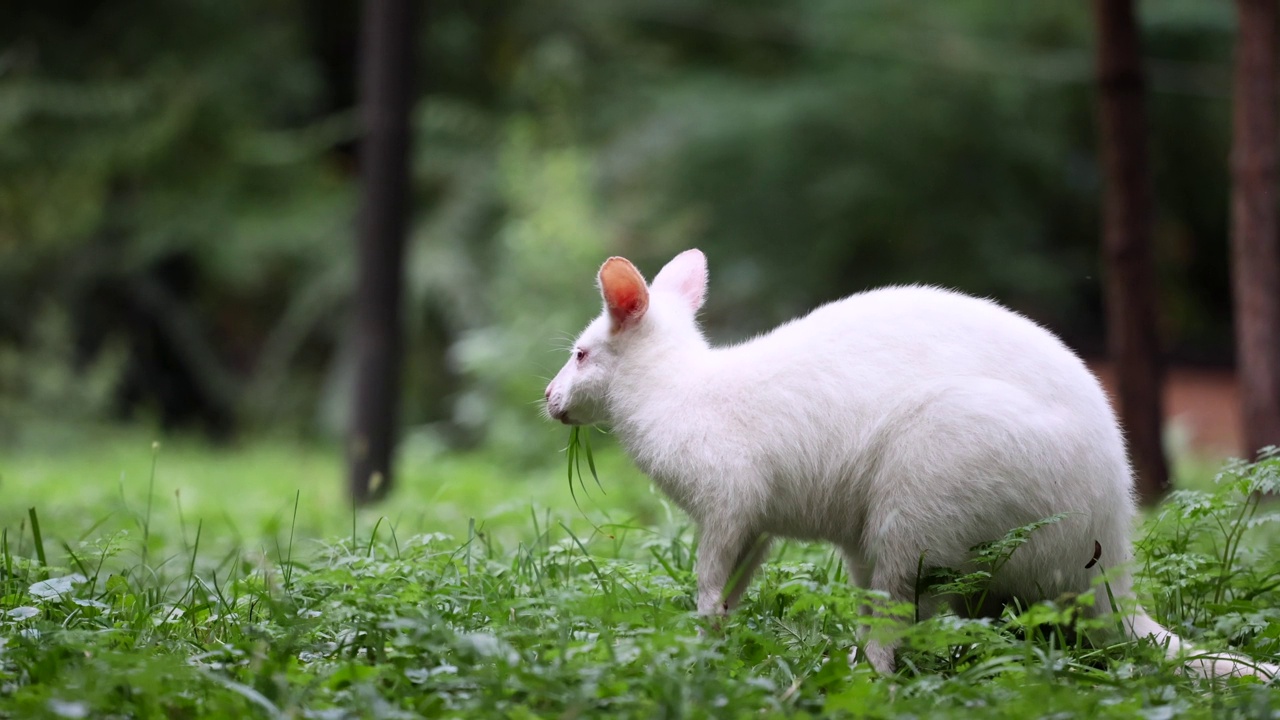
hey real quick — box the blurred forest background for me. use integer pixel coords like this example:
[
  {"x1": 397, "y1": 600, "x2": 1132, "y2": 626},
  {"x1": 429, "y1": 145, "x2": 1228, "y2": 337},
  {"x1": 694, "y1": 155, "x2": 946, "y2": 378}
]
[{"x1": 0, "y1": 2, "x2": 1266, "y2": 496}]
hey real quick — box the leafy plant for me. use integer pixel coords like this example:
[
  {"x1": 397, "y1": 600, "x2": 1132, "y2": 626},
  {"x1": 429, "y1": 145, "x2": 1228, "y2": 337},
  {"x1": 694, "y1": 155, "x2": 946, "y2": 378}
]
[
  {"x1": 1138, "y1": 447, "x2": 1280, "y2": 655},
  {"x1": 917, "y1": 513, "x2": 1069, "y2": 620}
]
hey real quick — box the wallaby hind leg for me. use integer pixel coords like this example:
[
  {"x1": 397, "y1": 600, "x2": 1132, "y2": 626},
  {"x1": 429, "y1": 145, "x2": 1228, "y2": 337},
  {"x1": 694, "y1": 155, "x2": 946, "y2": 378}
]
[{"x1": 844, "y1": 546, "x2": 944, "y2": 674}]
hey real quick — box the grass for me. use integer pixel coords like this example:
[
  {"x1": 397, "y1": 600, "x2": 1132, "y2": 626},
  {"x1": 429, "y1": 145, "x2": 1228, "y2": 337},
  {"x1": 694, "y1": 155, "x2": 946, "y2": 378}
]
[{"x1": 1, "y1": 427, "x2": 1279, "y2": 718}]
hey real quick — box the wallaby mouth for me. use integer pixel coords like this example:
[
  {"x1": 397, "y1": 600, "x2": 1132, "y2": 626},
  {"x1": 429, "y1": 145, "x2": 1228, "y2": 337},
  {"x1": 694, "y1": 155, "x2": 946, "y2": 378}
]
[{"x1": 548, "y1": 404, "x2": 575, "y2": 425}]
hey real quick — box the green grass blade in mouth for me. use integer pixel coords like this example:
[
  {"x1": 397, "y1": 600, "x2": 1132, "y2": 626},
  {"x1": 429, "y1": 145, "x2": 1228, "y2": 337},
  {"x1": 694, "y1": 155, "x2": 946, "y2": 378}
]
[
  {"x1": 573, "y1": 429, "x2": 591, "y2": 500},
  {"x1": 565, "y1": 426, "x2": 610, "y2": 535},
  {"x1": 566, "y1": 426, "x2": 583, "y2": 513},
  {"x1": 583, "y1": 427, "x2": 604, "y2": 494}
]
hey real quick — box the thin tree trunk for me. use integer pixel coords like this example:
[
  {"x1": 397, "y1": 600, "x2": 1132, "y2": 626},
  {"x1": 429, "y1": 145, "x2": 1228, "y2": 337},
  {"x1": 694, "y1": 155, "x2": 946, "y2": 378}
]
[
  {"x1": 1093, "y1": 0, "x2": 1170, "y2": 504},
  {"x1": 1230, "y1": 0, "x2": 1280, "y2": 460},
  {"x1": 348, "y1": 0, "x2": 416, "y2": 505}
]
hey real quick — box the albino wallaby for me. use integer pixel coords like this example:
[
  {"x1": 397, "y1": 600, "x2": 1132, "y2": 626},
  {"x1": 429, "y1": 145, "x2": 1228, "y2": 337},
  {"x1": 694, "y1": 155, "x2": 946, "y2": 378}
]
[{"x1": 544, "y1": 249, "x2": 1276, "y2": 680}]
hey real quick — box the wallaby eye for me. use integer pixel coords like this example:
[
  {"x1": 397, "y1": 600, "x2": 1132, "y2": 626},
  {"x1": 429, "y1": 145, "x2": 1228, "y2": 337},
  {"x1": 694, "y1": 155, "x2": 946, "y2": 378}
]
[{"x1": 574, "y1": 348, "x2": 588, "y2": 364}]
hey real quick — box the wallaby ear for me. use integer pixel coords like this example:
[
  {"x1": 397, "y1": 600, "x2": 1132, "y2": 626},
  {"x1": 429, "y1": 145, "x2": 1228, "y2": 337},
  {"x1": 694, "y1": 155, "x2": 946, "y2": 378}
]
[
  {"x1": 651, "y1": 249, "x2": 707, "y2": 313},
  {"x1": 598, "y1": 257, "x2": 649, "y2": 331}
]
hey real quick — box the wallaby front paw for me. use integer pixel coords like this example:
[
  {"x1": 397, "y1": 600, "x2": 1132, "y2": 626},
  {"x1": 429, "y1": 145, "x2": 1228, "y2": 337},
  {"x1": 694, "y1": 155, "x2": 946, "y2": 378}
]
[
  {"x1": 695, "y1": 608, "x2": 727, "y2": 635},
  {"x1": 696, "y1": 592, "x2": 730, "y2": 618}
]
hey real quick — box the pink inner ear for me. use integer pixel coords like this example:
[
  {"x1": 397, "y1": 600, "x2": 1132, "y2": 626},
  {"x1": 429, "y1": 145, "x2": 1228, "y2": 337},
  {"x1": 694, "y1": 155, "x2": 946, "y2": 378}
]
[
  {"x1": 599, "y1": 257, "x2": 649, "y2": 330},
  {"x1": 651, "y1": 249, "x2": 707, "y2": 312},
  {"x1": 673, "y1": 274, "x2": 704, "y2": 306}
]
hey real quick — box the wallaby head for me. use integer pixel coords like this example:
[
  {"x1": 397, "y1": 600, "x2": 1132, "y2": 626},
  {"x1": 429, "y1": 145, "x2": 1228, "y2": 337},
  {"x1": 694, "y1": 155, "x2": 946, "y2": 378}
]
[{"x1": 544, "y1": 249, "x2": 708, "y2": 427}]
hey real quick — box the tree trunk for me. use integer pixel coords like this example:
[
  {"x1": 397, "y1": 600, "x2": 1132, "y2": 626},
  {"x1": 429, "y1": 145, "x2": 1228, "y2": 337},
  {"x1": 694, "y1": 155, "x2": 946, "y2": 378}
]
[
  {"x1": 348, "y1": 0, "x2": 416, "y2": 505},
  {"x1": 1093, "y1": 0, "x2": 1170, "y2": 504},
  {"x1": 1230, "y1": 0, "x2": 1280, "y2": 460}
]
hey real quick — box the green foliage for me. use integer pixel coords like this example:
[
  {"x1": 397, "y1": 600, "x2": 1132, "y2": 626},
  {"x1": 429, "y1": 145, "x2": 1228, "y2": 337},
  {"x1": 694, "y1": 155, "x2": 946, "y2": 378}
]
[
  {"x1": 0, "y1": 307, "x2": 125, "y2": 423},
  {"x1": 2, "y1": 438, "x2": 1279, "y2": 717},
  {"x1": 1138, "y1": 448, "x2": 1280, "y2": 658},
  {"x1": 0, "y1": 1, "x2": 354, "y2": 436},
  {"x1": 918, "y1": 513, "x2": 1069, "y2": 619},
  {"x1": 0, "y1": 1, "x2": 1250, "y2": 446}
]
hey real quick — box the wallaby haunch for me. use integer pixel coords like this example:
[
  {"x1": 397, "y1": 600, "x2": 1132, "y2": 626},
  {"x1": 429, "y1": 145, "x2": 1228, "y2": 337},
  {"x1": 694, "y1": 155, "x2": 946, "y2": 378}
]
[{"x1": 544, "y1": 249, "x2": 1277, "y2": 680}]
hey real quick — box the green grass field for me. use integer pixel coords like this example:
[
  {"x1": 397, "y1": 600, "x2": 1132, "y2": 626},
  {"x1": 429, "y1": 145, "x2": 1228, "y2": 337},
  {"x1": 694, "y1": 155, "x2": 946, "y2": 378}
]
[{"x1": 1, "y1": 427, "x2": 1278, "y2": 718}]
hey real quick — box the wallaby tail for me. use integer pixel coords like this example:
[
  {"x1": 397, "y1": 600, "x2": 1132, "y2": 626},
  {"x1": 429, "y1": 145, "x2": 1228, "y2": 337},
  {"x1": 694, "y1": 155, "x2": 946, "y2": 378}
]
[{"x1": 1127, "y1": 608, "x2": 1278, "y2": 681}]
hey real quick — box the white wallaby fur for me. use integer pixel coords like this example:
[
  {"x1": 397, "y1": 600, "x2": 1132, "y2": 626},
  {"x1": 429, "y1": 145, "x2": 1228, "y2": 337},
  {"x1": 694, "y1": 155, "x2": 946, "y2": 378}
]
[{"x1": 544, "y1": 249, "x2": 1277, "y2": 680}]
